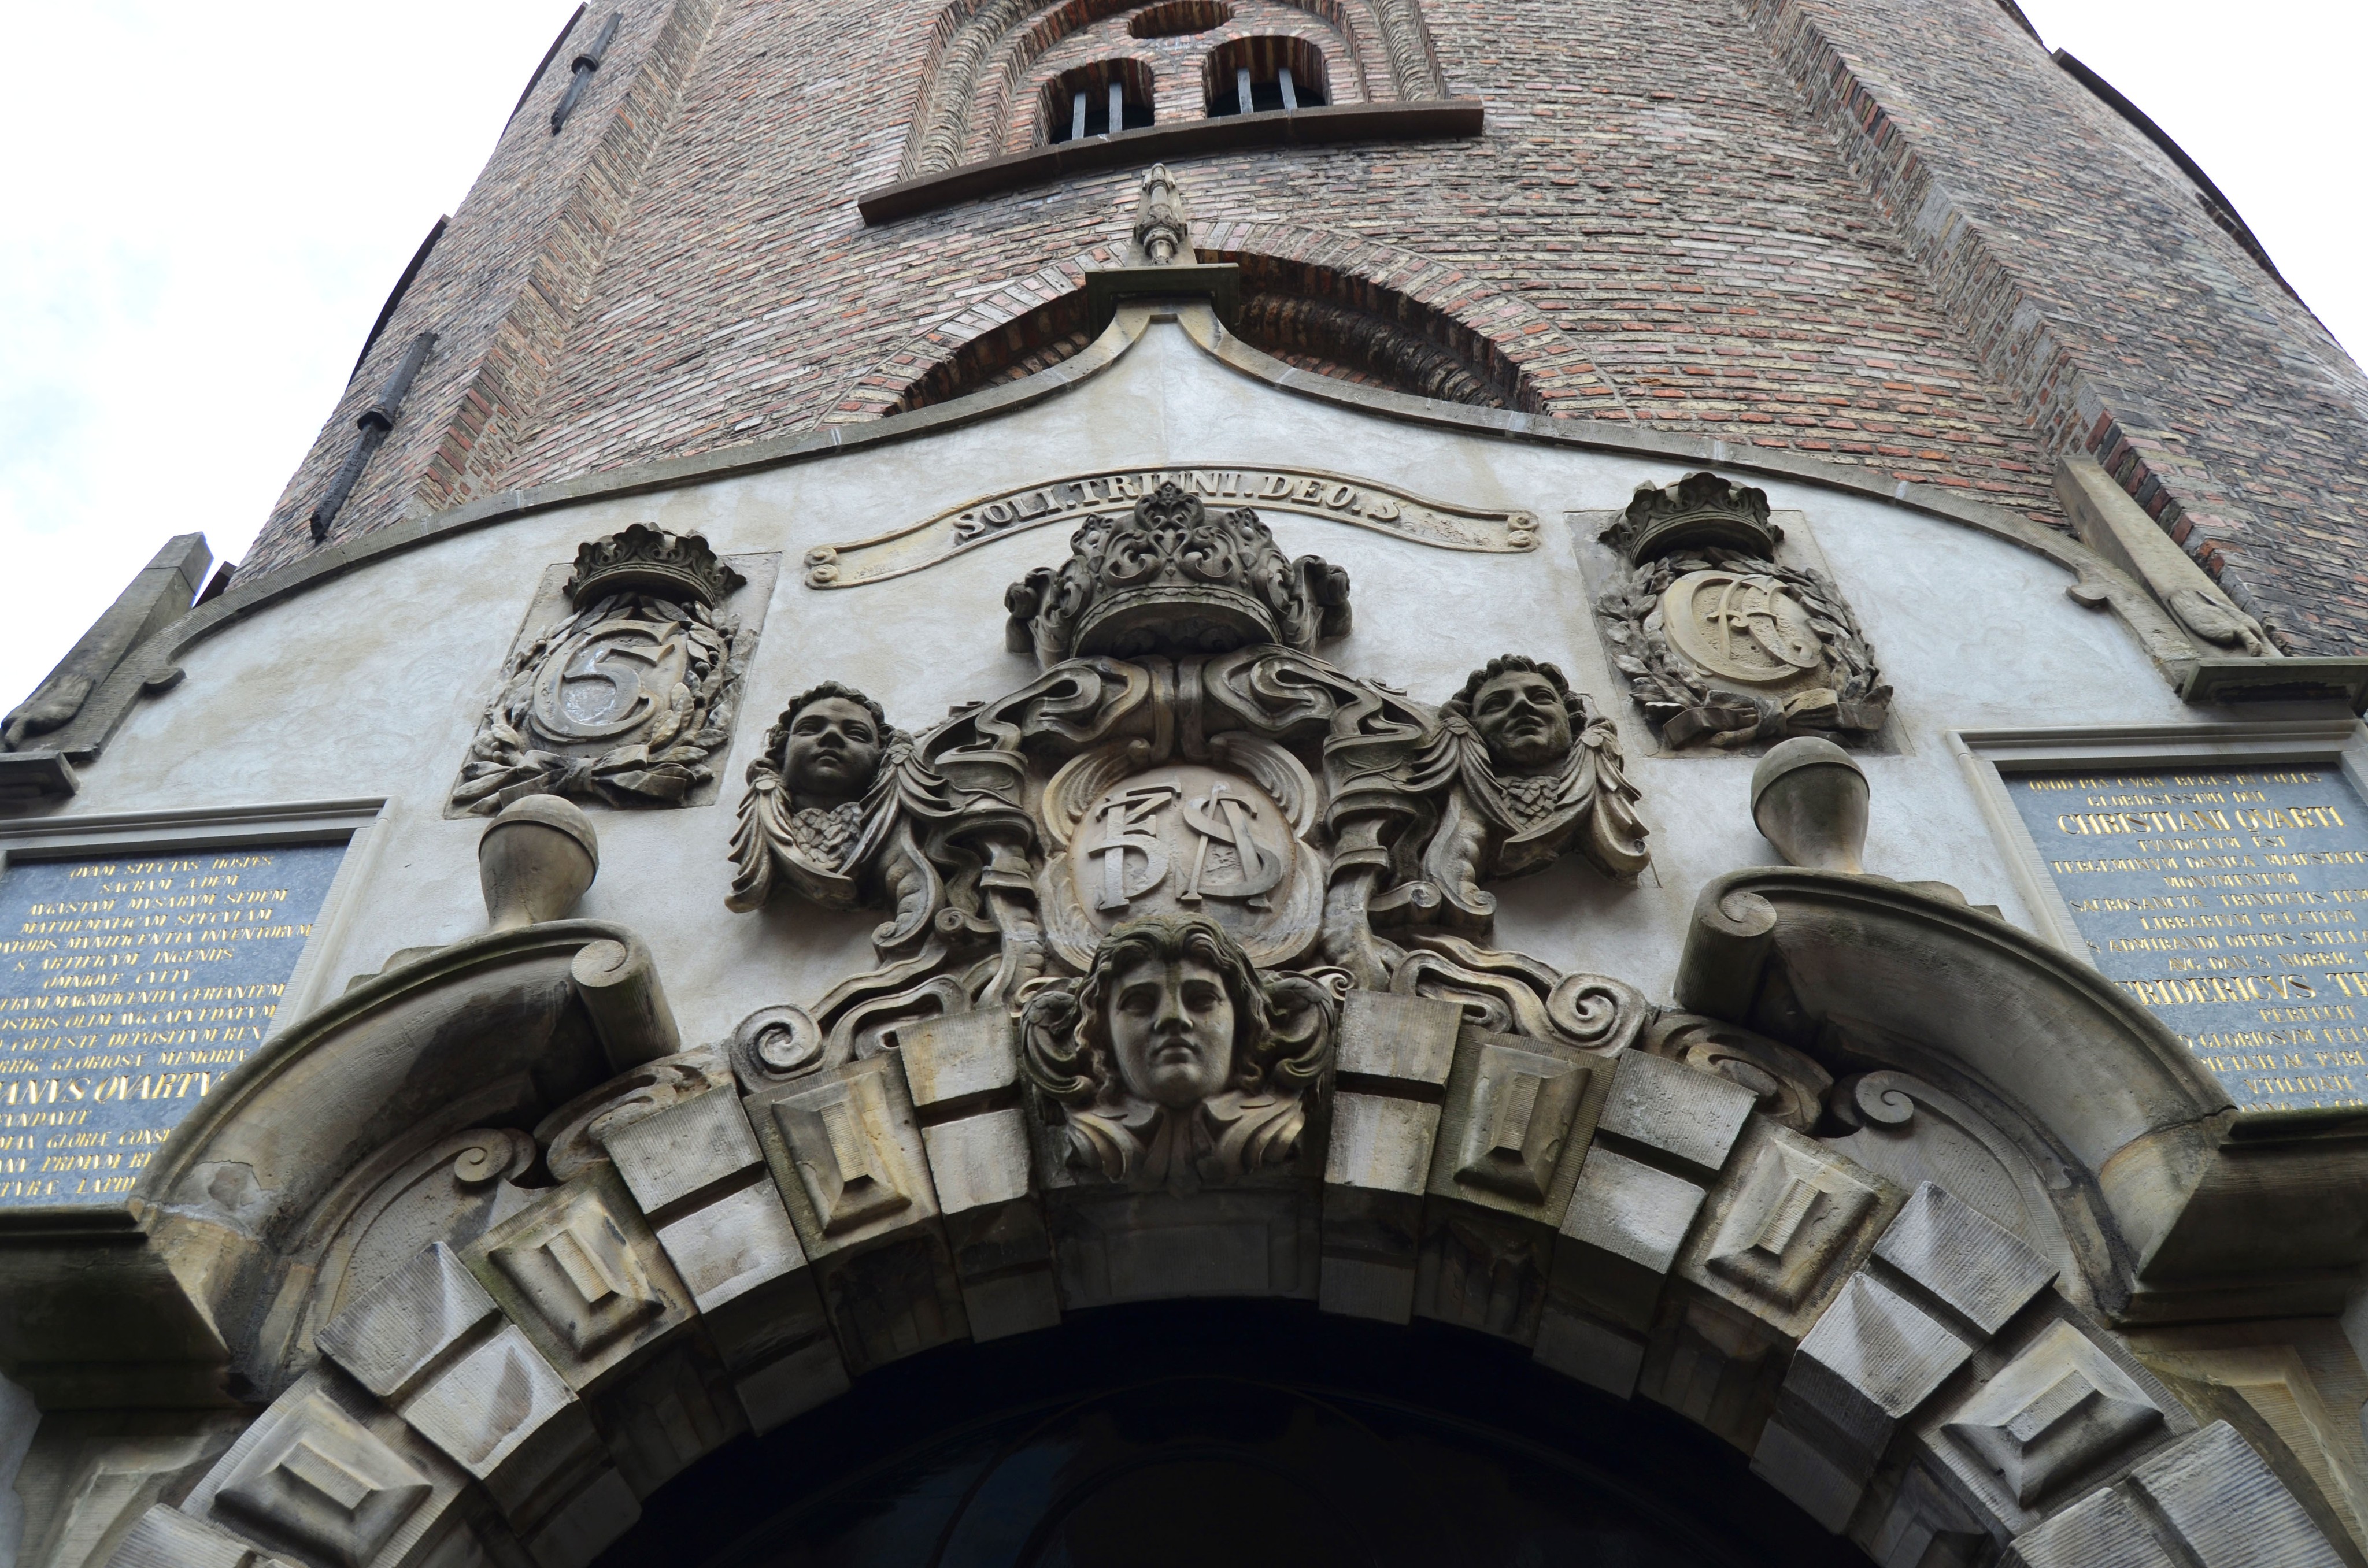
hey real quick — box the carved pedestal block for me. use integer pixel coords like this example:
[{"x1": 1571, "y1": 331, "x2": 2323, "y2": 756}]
[
  {"x1": 602, "y1": 1085, "x2": 847, "y2": 1433},
  {"x1": 746, "y1": 1054, "x2": 968, "y2": 1374},
  {"x1": 896, "y1": 1011, "x2": 1060, "y2": 1341},
  {"x1": 2005, "y1": 1422, "x2": 2345, "y2": 1568},
  {"x1": 179, "y1": 1369, "x2": 479, "y2": 1568},
  {"x1": 316, "y1": 1241, "x2": 626, "y2": 1567},
  {"x1": 1536, "y1": 1050, "x2": 1759, "y2": 1396},
  {"x1": 1752, "y1": 1185, "x2": 2066, "y2": 1542},
  {"x1": 1413, "y1": 1027, "x2": 1611, "y2": 1345},
  {"x1": 1320, "y1": 991, "x2": 1461, "y2": 1323},
  {"x1": 1641, "y1": 1121, "x2": 1902, "y2": 1451}
]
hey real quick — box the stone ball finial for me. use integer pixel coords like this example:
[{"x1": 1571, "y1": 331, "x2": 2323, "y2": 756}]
[
  {"x1": 1750, "y1": 736, "x2": 1868, "y2": 874},
  {"x1": 480, "y1": 794, "x2": 601, "y2": 931}
]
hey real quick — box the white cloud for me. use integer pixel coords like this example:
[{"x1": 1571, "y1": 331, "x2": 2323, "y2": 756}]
[
  {"x1": 0, "y1": 2, "x2": 576, "y2": 708},
  {"x1": 2015, "y1": 0, "x2": 2368, "y2": 360}
]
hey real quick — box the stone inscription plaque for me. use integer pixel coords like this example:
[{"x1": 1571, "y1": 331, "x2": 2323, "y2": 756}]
[
  {"x1": 0, "y1": 842, "x2": 346, "y2": 1204},
  {"x1": 2011, "y1": 763, "x2": 2368, "y2": 1110}
]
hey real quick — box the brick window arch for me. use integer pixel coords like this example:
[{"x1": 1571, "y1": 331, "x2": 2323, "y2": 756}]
[
  {"x1": 1204, "y1": 35, "x2": 1329, "y2": 116},
  {"x1": 1042, "y1": 58, "x2": 1156, "y2": 143},
  {"x1": 1128, "y1": 0, "x2": 1233, "y2": 37}
]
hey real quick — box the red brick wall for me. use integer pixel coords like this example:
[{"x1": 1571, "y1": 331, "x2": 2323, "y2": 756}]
[{"x1": 243, "y1": 0, "x2": 2368, "y2": 655}]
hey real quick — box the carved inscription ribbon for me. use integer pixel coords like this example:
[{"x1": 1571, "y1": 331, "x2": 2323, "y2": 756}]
[{"x1": 804, "y1": 465, "x2": 1538, "y2": 588}]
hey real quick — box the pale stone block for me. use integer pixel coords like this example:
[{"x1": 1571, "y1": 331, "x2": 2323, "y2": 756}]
[
  {"x1": 1917, "y1": 1314, "x2": 2187, "y2": 1536},
  {"x1": 1556, "y1": 1144, "x2": 1705, "y2": 1329},
  {"x1": 734, "y1": 1339, "x2": 853, "y2": 1434},
  {"x1": 107, "y1": 1506, "x2": 296, "y2": 1568},
  {"x1": 464, "y1": 1167, "x2": 693, "y2": 1391},
  {"x1": 1445, "y1": 1036, "x2": 1594, "y2": 1209},
  {"x1": 520, "y1": 1466, "x2": 639, "y2": 1568},
  {"x1": 1318, "y1": 1252, "x2": 1416, "y2": 1325},
  {"x1": 654, "y1": 1178, "x2": 808, "y2": 1313},
  {"x1": 1938, "y1": 1319, "x2": 2166, "y2": 1513},
  {"x1": 1767, "y1": 1269, "x2": 1975, "y2": 1526},
  {"x1": 1875, "y1": 1183, "x2": 2055, "y2": 1336},
  {"x1": 893, "y1": 1010, "x2": 1020, "y2": 1109},
  {"x1": 316, "y1": 1243, "x2": 500, "y2": 1404},
  {"x1": 921, "y1": 1107, "x2": 1033, "y2": 1215},
  {"x1": 1534, "y1": 1302, "x2": 1646, "y2": 1399},
  {"x1": 398, "y1": 1324, "x2": 588, "y2": 1513},
  {"x1": 960, "y1": 1267, "x2": 1061, "y2": 1341},
  {"x1": 1751, "y1": 1415, "x2": 1866, "y2": 1533},
  {"x1": 602, "y1": 1086, "x2": 764, "y2": 1218},
  {"x1": 2128, "y1": 1421, "x2": 2344, "y2": 1568},
  {"x1": 1598, "y1": 1050, "x2": 1756, "y2": 1180},
  {"x1": 748, "y1": 1056, "x2": 939, "y2": 1255},
  {"x1": 202, "y1": 1385, "x2": 439, "y2": 1568},
  {"x1": 2003, "y1": 1485, "x2": 2177, "y2": 1568},
  {"x1": 1325, "y1": 1092, "x2": 1440, "y2": 1197},
  {"x1": 1682, "y1": 1122, "x2": 1900, "y2": 1335},
  {"x1": 1334, "y1": 989, "x2": 1461, "y2": 1086}
]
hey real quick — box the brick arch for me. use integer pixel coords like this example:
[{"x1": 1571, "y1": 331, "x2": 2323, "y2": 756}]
[{"x1": 844, "y1": 230, "x2": 1629, "y2": 421}]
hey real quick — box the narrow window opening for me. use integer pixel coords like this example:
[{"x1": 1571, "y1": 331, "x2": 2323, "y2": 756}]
[
  {"x1": 1045, "y1": 62, "x2": 1155, "y2": 143},
  {"x1": 1205, "y1": 38, "x2": 1328, "y2": 118}
]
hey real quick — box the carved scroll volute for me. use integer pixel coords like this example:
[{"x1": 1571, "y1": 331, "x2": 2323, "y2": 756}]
[{"x1": 1641, "y1": 1011, "x2": 1830, "y2": 1132}]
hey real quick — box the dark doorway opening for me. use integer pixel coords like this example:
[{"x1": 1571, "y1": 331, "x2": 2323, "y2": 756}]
[{"x1": 594, "y1": 1300, "x2": 1871, "y2": 1567}]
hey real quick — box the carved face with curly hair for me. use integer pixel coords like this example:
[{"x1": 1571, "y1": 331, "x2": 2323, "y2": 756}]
[
  {"x1": 1451, "y1": 655, "x2": 1579, "y2": 774},
  {"x1": 1076, "y1": 913, "x2": 1269, "y2": 1109},
  {"x1": 769, "y1": 681, "x2": 889, "y2": 807}
]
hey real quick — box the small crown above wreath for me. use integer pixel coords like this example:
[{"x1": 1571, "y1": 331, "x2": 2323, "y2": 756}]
[
  {"x1": 1603, "y1": 472, "x2": 1779, "y2": 564},
  {"x1": 565, "y1": 524, "x2": 746, "y2": 607}
]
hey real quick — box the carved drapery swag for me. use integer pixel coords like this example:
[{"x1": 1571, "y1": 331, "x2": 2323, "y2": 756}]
[
  {"x1": 454, "y1": 525, "x2": 751, "y2": 813},
  {"x1": 1020, "y1": 913, "x2": 1338, "y2": 1191},
  {"x1": 1594, "y1": 474, "x2": 1889, "y2": 750}
]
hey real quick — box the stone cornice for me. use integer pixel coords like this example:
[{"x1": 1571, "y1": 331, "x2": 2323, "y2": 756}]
[{"x1": 17, "y1": 301, "x2": 2220, "y2": 795}]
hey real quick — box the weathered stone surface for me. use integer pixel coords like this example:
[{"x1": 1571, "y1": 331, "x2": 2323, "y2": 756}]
[
  {"x1": 108, "y1": 1506, "x2": 298, "y2": 1568},
  {"x1": 2006, "y1": 1421, "x2": 2345, "y2": 1567},
  {"x1": 1594, "y1": 1048, "x2": 1757, "y2": 1181},
  {"x1": 316, "y1": 1244, "x2": 501, "y2": 1404},
  {"x1": 464, "y1": 1167, "x2": 693, "y2": 1391}
]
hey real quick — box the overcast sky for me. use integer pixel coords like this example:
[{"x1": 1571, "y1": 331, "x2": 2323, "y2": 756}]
[{"x1": 1, "y1": 1, "x2": 2360, "y2": 712}]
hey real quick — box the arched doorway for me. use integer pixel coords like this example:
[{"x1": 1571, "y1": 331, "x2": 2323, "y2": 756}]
[{"x1": 593, "y1": 1301, "x2": 1867, "y2": 1567}]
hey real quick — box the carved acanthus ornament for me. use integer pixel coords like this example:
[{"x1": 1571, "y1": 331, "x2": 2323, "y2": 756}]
[
  {"x1": 730, "y1": 480, "x2": 1655, "y2": 1137},
  {"x1": 1596, "y1": 474, "x2": 1889, "y2": 750},
  {"x1": 453, "y1": 525, "x2": 752, "y2": 813}
]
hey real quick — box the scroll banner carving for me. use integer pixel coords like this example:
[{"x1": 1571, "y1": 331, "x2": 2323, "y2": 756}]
[{"x1": 804, "y1": 466, "x2": 1538, "y2": 588}]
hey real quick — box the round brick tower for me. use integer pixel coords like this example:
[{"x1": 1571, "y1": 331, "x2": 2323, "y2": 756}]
[
  {"x1": 250, "y1": 0, "x2": 2364, "y2": 655},
  {"x1": 12, "y1": 6, "x2": 2368, "y2": 1567}
]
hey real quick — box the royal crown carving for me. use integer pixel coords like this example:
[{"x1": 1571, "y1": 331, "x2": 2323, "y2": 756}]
[
  {"x1": 1003, "y1": 481, "x2": 1353, "y2": 669},
  {"x1": 1596, "y1": 473, "x2": 1889, "y2": 750},
  {"x1": 565, "y1": 522, "x2": 746, "y2": 607},
  {"x1": 452, "y1": 525, "x2": 757, "y2": 813}
]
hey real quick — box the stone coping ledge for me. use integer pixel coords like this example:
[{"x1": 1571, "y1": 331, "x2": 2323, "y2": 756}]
[
  {"x1": 856, "y1": 100, "x2": 1486, "y2": 224},
  {"x1": 19, "y1": 303, "x2": 2257, "y2": 791}
]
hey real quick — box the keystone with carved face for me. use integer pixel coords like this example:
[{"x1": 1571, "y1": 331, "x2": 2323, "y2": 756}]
[{"x1": 1020, "y1": 913, "x2": 1334, "y2": 1191}]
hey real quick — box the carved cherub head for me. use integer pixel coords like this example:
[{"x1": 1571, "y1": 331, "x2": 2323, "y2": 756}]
[
  {"x1": 1022, "y1": 913, "x2": 1333, "y2": 1188},
  {"x1": 766, "y1": 682, "x2": 888, "y2": 807},
  {"x1": 1449, "y1": 655, "x2": 1583, "y2": 775}
]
